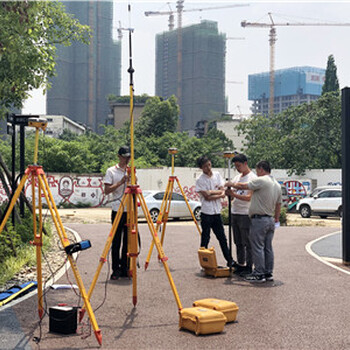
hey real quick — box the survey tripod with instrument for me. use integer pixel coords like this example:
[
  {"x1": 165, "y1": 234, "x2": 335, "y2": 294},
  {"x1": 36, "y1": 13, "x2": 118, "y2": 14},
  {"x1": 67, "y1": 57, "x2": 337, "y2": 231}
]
[
  {"x1": 144, "y1": 147, "x2": 202, "y2": 270},
  {"x1": 224, "y1": 151, "x2": 236, "y2": 273},
  {"x1": 0, "y1": 118, "x2": 103, "y2": 346},
  {"x1": 79, "y1": 22, "x2": 183, "y2": 323}
]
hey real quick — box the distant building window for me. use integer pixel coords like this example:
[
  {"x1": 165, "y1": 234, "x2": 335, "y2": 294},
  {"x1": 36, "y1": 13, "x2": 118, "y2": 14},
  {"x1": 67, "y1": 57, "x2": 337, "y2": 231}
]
[{"x1": 47, "y1": 118, "x2": 53, "y2": 122}]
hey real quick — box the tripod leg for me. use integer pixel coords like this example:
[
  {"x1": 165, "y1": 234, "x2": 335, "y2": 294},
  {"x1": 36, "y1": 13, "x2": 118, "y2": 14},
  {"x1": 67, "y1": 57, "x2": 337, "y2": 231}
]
[
  {"x1": 33, "y1": 173, "x2": 43, "y2": 319},
  {"x1": 144, "y1": 179, "x2": 172, "y2": 270},
  {"x1": 39, "y1": 174, "x2": 102, "y2": 345},
  {"x1": 175, "y1": 178, "x2": 202, "y2": 235},
  {"x1": 128, "y1": 192, "x2": 138, "y2": 306},
  {"x1": 159, "y1": 179, "x2": 174, "y2": 247},
  {"x1": 80, "y1": 194, "x2": 128, "y2": 322},
  {"x1": 0, "y1": 174, "x2": 28, "y2": 234},
  {"x1": 139, "y1": 193, "x2": 182, "y2": 310}
]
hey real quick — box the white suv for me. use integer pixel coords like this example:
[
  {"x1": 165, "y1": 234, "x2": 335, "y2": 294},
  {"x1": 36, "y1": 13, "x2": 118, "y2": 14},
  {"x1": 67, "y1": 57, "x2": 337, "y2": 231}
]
[{"x1": 296, "y1": 188, "x2": 342, "y2": 219}]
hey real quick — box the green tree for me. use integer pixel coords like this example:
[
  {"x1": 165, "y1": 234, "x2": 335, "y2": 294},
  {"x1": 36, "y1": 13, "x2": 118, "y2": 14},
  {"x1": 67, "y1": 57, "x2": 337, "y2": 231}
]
[
  {"x1": 135, "y1": 95, "x2": 179, "y2": 138},
  {"x1": 322, "y1": 55, "x2": 339, "y2": 95},
  {"x1": 0, "y1": 1, "x2": 90, "y2": 110},
  {"x1": 237, "y1": 92, "x2": 341, "y2": 175}
]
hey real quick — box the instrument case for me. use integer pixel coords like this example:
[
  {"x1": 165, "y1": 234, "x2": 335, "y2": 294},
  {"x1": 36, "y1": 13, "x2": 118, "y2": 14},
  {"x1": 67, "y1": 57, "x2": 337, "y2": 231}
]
[
  {"x1": 198, "y1": 247, "x2": 231, "y2": 277},
  {"x1": 193, "y1": 298, "x2": 239, "y2": 322},
  {"x1": 179, "y1": 307, "x2": 227, "y2": 335}
]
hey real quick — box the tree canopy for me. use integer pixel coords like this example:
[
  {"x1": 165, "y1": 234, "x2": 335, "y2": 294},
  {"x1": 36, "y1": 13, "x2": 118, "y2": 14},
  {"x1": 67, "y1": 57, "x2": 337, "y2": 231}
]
[
  {"x1": 322, "y1": 55, "x2": 339, "y2": 95},
  {"x1": 0, "y1": 1, "x2": 90, "y2": 110},
  {"x1": 237, "y1": 92, "x2": 341, "y2": 175}
]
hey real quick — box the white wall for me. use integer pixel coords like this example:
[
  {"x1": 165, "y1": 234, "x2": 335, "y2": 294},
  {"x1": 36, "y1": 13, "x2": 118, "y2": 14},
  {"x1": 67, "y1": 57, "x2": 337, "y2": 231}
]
[{"x1": 0, "y1": 168, "x2": 341, "y2": 207}]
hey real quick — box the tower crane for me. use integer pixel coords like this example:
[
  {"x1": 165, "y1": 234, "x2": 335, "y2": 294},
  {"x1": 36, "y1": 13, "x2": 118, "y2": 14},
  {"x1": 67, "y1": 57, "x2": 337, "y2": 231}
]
[
  {"x1": 145, "y1": 2, "x2": 249, "y2": 31},
  {"x1": 241, "y1": 13, "x2": 350, "y2": 115}
]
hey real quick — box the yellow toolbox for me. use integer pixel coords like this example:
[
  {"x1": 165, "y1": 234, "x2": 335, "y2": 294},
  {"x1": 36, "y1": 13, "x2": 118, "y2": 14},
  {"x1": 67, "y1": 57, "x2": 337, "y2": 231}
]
[
  {"x1": 198, "y1": 247, "x2": 231, "y2": 277},
  {"x1": 193, "y1": 298, "x2": 239, "y2": 323},
  {"x1": 179, "y1": 307, "x2": 227, "y2": 335}
]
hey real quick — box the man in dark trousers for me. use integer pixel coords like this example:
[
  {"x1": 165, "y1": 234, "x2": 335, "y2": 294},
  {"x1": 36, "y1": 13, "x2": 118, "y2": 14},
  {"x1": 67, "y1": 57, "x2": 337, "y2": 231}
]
[
  {"x1": 226, "y1": 160, "x2": 282, "y2": 283},
  {"x1": 225, "y1": 154, "x2": 256, "y2": 276},
  {"x1": 195, "y1": 155, "x2": 235, "y2": 267},
  {"x1": 104, "y1": 146, "x2": 131, "y2": 280}
]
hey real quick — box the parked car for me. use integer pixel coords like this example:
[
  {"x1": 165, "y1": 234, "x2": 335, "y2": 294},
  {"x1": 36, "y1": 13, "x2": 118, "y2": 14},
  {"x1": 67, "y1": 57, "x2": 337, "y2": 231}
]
[
  {"x1": 296, "y1": 188, "x2": 342, "y2": 218},
  {"x1": 307, "y1": 185, "x2": 342, "y2": 198},
  {"x1": 138, "y1": 190, "x2": 201, "y2": 223}
]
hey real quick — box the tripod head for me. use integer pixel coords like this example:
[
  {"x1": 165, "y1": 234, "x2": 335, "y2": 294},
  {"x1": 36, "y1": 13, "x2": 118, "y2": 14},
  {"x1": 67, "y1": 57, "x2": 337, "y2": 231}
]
[
  {"x1": 223, "y1": 150, "x2": 238, "y2": 182},
  {"x1": 28, "y1": 117, "x2": 48, "y2": 131},
  {"x1": 168, "y1": 148, "x2": 178, "y2": 175}
]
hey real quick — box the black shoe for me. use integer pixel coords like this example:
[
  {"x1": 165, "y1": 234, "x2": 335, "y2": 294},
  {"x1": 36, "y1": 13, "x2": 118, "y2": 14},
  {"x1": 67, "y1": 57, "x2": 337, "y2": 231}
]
[
  {"x1": 227, "y1": 260, "x2": 237, "y2": 268},
  {"x1": 238, "y1": 266, "x2": 252, "y2": 276},
  {"x1": 265, "y1": 273, "x2": 274, "y2": 281},
  {"x1": 110, "y1": 270, "x2": 120, "y2": 280},
  {"x1": 120, "y1": 270, "x2": 129, "y2": 278},
  {"x1": 244, "y1": 273, "x2": 266, "y2": 283}
]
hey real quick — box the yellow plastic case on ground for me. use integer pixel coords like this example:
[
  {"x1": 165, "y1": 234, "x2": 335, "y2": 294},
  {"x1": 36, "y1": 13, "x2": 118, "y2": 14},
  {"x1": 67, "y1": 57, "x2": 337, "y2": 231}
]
[
  {"x1": 179, "y1": 307, "x2": 227, "y2": 335},
  {"x1": 198, "y1": 247, "x2": 231, "y2": 277},
  {"x1": 193, "y1": 298, "x2": 239, "y2": 323}
]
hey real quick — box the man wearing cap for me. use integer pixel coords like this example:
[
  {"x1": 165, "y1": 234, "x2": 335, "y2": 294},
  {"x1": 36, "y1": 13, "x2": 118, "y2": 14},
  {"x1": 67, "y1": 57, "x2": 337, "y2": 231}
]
[
  {"x1": 104, "y1": 146, "x2": 131, "y2": 280},
  {"x1": 195, "y1": 155, "x2": 235, "y2": 267},
  {"x1": 226, "y1": 160, "x2": 282, "y2": 283},
  {"x1": 225, "y1": 154, "x2": 256, "y2": 276}
]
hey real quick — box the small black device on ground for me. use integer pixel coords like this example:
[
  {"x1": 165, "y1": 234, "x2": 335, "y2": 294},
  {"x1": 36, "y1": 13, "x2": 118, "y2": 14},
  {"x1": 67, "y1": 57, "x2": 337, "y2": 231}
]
[{"x1": 49, "y1": 305, "x2": 77, "y2": 335}]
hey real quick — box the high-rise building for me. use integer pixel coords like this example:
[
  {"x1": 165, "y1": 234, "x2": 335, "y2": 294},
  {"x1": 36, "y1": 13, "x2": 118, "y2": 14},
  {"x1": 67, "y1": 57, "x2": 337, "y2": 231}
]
[
  {"x1": 47, "y1": 1, "x2": 121, "y2": 132},
  {"x1": 156, "y1": 20, "x2": 226, "y2": 131},
  {"x1": 249, "y1": 66, "x2": 326, "y2": 115}
]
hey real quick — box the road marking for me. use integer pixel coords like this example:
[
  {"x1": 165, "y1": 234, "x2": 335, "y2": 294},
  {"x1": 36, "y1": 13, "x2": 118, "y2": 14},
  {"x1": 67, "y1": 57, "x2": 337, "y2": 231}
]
[{"x1": 305, "y1": 230, "x2": 350, "y2": 275}]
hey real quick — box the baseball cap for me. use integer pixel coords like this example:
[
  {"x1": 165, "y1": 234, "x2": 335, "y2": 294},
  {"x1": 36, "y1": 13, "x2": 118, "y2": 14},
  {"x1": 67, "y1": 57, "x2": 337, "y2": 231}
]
[
  {"x1": 232, "y1": 153, "x2": 248, "y2": 163},
  {"x1": 118, "y1": 146, "x2": 131, "y2": 157}
]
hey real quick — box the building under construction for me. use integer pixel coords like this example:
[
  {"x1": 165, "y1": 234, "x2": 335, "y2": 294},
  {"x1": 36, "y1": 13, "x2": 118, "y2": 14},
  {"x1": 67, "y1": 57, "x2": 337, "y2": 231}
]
[
  {"x1": 47, "y1": 1, "x2": 121, "y2": 133},
  {"x1": 249, "y1": 66, "x2": 326, "y2": 116},
  {"x1": 156, "y1": 20, "x2": 226, "y2": 132}
]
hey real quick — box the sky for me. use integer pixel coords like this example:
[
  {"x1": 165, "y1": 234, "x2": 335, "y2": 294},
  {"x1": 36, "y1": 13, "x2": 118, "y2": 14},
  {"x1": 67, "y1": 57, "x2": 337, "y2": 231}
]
[{"x1": 23, "y1": 0, "x2": 350, "y2": 116}]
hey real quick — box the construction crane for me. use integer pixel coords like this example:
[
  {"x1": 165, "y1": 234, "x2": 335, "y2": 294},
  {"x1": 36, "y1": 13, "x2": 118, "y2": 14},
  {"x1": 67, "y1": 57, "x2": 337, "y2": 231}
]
[
  {"x1": 241, "y1": 13, "x2": 350, "y2": 115},
  {"x1": 145, "y1": 2, "x2": 249, "y2": 31}
]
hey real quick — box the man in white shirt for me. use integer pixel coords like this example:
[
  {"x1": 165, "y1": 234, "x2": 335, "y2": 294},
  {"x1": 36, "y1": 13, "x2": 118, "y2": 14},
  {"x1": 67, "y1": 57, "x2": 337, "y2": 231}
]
[
  {"x1": 225, "y1": 154, "x2": 256, "y2": 276},
  {"x1": 195, "y1": 155, "x2": 234, "y2": 267},
  {"x1": 227, "y1": 160, "x2": 282, "y2": 283},
  {"x1": 104, "y1": 146, "x2": 131, "y2": 280}
]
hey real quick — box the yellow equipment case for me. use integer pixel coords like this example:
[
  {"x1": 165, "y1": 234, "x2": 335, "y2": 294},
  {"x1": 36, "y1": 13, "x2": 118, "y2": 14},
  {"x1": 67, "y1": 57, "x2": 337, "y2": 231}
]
[
  {"x1": 179, "y1": 307, "x2": 227, "y2": 335},
  {"x1": 198, "y1": 247, "x2": 231, "y2": 277},
  {"x1": 193, "y1": 298, "x2": 239, "y2": 323}
]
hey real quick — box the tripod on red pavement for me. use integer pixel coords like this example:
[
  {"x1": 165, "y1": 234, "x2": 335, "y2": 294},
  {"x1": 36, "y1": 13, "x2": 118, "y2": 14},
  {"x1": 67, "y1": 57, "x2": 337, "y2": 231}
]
[
  {"x1": 79, "y1": 24, "x2": 183, "y2": 322},
  {"x1": 0, "y1": 118, "x2": 102, "y2": 346},
  {"x1": 144, "y1": 148, "x2": 201, "y2": 270}
]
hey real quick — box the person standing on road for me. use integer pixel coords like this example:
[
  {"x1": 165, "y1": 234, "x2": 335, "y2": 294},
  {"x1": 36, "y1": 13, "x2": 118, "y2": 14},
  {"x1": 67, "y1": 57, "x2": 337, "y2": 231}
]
[
  {"x1": 195, "y1": 155, "x2": 235, "y2": 267},
  {"x1": 225, "y1": 154, "x2": 256, "y2": 276},
  {"x1": 226, "y1": 160, "x2": 282, "y2": 283},
  {"x1": 104, "y1": 146, "x2": 131, "y2": 280}
]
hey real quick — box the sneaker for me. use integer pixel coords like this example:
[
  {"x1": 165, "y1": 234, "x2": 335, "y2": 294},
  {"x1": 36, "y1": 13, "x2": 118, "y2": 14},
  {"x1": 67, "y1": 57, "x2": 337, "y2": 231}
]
[
  {"x1": 265, "y1": 273, "x2": 274, "y2": 281},
  {"x1": 238, "y1": 266, "x2": 252, "y2": 276},
  {"x1": 244, "y1": 273, "x2": 266, "y2": 283},
  {"x1": 227, "y1": 259, "x2": 238, "y2": 268},
  {"x1": 110, "y1": 270, "x2": 120, "y2": 280}
]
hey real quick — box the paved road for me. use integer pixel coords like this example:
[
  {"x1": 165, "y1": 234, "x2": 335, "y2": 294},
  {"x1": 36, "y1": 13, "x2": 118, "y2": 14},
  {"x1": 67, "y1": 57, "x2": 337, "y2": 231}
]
[{"x1": 1, "y1": 223, "x2": 346, "y2": 350}]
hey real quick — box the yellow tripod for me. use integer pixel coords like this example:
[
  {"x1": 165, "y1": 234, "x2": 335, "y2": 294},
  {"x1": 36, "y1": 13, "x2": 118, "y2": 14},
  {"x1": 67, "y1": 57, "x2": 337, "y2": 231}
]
[
  {"x1": 144, "y1": 148, "x2": 201, "y2": 270},
  {"x1": 79, "y1": 25, "x2": 182, "y2": 322},
  {"x1": 0, "y1": 118, "x2": 102, "y2": 346}
]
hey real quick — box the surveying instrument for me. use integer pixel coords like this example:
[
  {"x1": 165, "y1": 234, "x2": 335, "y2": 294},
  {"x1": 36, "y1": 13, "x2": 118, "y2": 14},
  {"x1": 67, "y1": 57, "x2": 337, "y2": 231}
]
[
  {"x1": 0, "y1": 118, "x2": 103, "y2": 345},
  {"x1": 144, "y1": 147, "x2": 201, "y2": 270},
  {"x1": 79, "y1": 18, "x2": 182, "y2": 323},
  {"x1": 223, "y1": 151, "x2": 236, "y2": 273}
]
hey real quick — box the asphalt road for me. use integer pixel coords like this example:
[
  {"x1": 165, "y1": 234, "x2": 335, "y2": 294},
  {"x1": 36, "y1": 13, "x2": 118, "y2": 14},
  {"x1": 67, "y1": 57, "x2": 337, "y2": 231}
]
[{"x1": 2, "y1": 223, "x2": 347, "y2": 350}]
